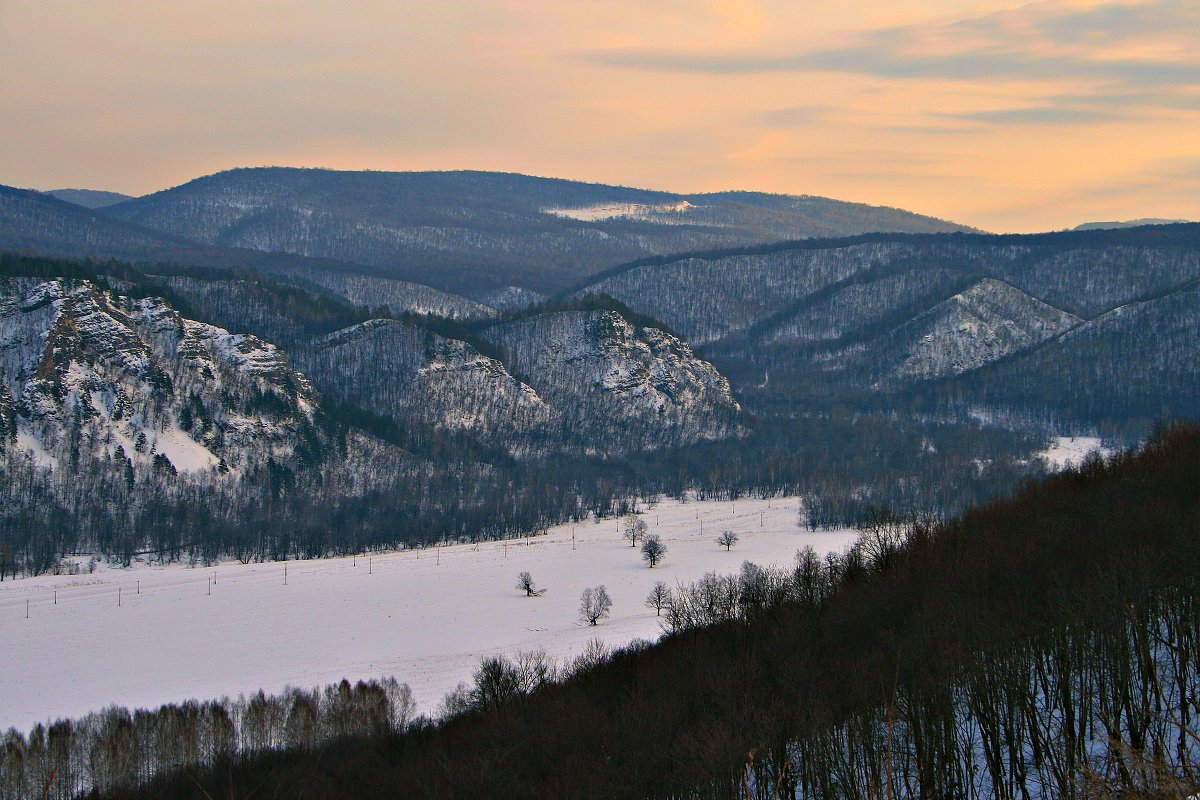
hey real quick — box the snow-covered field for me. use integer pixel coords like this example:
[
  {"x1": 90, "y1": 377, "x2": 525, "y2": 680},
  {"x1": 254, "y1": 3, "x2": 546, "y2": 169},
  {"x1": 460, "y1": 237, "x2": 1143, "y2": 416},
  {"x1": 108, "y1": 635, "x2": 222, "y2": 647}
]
[{"x1": 0, "y1": 496, "x2": 857, "y2": 732}]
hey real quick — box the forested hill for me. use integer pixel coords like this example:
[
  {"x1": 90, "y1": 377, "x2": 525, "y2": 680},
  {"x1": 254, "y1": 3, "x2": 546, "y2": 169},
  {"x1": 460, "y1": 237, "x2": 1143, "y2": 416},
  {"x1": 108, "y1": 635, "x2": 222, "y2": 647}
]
[
  {"x1": 573, "y1": 222, "x2": 1200, "y2": 426},
  {"x1": 100, "y1": 167, "x2": 975, "y2": 294},
  {"x1": 90, "y1": 424, "x2": 1200, "y2": 799}
]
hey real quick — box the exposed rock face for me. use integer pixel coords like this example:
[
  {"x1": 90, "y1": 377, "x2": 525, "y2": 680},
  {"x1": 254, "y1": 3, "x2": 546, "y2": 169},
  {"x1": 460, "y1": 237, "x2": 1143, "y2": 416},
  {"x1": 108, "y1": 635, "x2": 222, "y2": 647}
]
[
  {"x1": 300, "y1": 309, "x2": 743, "y2": 456},
  {"x1": 0, "y1": 278, "x2": 318, "y2": 475},
  {"x1": 483, "y1": 310, "x2": 741, "y2": 452}
]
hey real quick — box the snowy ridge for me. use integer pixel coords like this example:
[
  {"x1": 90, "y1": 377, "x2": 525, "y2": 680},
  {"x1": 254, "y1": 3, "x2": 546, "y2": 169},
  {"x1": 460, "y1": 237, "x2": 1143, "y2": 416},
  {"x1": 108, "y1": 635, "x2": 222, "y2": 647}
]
[
  {"x1": 281, "y1": 268, "x2": 495, "y2": 319},
  {"x1": 893, "y1": 279, "x2": 1081, "y2": 381},
  {"x1": 300, "y1": 309, "x2": 743, "y2": 455},
  {"x1": 0, "y1": 277, "x2": 319, "y2": 476},
  {"x1": 476, "y1": 285, "x2": 546, "y2": 312}
]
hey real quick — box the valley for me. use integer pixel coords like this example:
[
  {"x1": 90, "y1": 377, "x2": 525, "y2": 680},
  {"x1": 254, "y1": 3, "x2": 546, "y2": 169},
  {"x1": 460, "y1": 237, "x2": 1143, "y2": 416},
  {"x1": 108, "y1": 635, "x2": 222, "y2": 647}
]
[{"x1": 0, "y1": 495, "x2": 855, "y2": 732}]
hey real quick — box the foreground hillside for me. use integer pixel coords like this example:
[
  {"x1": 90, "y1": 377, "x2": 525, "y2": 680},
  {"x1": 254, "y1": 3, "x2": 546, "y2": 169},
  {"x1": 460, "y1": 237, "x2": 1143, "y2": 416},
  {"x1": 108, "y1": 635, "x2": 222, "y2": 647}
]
[{"x1": 75, "y1": 424, "x2": 1200, "y2": 800}]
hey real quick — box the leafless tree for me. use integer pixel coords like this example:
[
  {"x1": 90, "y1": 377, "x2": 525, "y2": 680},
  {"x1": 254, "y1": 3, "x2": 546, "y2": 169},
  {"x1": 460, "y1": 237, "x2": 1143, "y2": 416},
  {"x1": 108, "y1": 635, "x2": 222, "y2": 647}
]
[
  {"x1": 717, "y1": 529, "x2": 739, "y2": 551},
  {"x1": 641, "y1": 534, "x2": 667, "y2": 568},
  {"x1": 567, "y1": 638, "x2": 610, "y2": 676},
  {"x1": 623, "y1": 516, "x2": 648, "y2": 547},
  {"x1": 645, "y1": 581, "x2": 671, "y2": 616},
  {"x1": 516, "y1": 571, "x2": 542, "y2": 596},
  {"x1": 579, "y1": 585, "x2": 613, "y2": 626}
]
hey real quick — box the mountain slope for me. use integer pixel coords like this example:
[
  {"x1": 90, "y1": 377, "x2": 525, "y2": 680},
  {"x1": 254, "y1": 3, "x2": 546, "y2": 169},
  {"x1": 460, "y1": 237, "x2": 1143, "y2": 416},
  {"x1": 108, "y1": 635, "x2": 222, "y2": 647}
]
[
  {"x1": 887, "y1": 279, "x2": 1081, "y2": 381},
  {"x1": 102, "y1": 167, "x2": 975, "y2": 294},
  {"x1": 959, "y1": 278, "x2": 1200, "y2": 420},
  {"x1": 297, "y1": 318, "x2": 551, "y2": 449},
  {"x1": 1, "y1": 184, "x2": 490, "y2": 319},
  {"x1": 0, "y1": 185, "x2": 206, "y2": 262}
]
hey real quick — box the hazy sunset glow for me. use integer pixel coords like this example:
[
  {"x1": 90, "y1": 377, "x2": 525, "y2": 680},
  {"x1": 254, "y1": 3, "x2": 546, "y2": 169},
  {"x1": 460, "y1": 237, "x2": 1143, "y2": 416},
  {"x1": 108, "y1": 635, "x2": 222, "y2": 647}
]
[{"x1": 1, "y1": 0, "x2": 1197, "y2": 231}]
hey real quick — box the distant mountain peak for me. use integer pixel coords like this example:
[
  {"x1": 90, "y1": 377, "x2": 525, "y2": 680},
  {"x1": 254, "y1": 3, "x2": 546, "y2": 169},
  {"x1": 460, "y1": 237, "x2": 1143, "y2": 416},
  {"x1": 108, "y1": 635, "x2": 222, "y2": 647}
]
[
  {"x1": 1072, "y1": 218, "x2": 1192, "y2": 231},
  {"x1": 45, "y1": 188, "x2": 135, "y2": 209}
]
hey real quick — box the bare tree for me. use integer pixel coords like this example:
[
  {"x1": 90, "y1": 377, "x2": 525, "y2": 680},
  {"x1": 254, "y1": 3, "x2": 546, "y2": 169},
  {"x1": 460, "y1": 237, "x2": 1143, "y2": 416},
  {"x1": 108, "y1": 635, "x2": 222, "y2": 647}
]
[
  {"x1": 717, "y1": 529, "x2": 739, "y2": 551},
  {"x1": 645, "y1": 581, "x2": 671, "y2": 616},
  {"x1": 641, "y1": 534, "x2": 667, "y2": 568},
  {"x1": 567, "y1": 638, "x2": 610, "y2": 677},
  {"x1": 579, "y1": 585, "x2": 613, "y2": 626},
  {"x1": 623, "y1": 516, "x2": 648, "y2": 547},
  {"x1": 516, "y1": 571, "x2": 542, "y2": 596}
]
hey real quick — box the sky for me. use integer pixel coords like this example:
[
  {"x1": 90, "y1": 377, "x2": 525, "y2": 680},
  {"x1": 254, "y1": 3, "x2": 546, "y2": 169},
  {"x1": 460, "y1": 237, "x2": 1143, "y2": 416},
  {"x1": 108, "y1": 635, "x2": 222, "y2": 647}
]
[{"x1": 1, "y1": 0, "x2": 1197, "y2": 232}]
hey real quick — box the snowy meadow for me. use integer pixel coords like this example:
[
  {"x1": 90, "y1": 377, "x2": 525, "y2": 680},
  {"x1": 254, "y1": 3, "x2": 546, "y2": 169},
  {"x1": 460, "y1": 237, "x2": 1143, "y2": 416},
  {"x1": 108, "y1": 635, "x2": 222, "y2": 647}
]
[{"x1": 1, "y1": 495, "x2": 856, "y2": 732}]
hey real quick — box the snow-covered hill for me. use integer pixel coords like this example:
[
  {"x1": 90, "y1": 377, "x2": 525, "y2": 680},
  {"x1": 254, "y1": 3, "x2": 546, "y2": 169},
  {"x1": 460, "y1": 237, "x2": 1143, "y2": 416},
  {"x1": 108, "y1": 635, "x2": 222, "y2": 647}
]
[
  {"x1": 889, "y1": 280, "x2": 1081, "y2": 381},
  {"x1": 296, "y1": 308, "x2": 744, "y2": 455}
]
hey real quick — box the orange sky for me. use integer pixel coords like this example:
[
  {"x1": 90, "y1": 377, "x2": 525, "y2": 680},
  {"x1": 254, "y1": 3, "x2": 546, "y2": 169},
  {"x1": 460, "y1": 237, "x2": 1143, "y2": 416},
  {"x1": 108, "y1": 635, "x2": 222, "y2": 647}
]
[{"x1": 1, "y1": 0, "x2": 1197, "y2": 232}]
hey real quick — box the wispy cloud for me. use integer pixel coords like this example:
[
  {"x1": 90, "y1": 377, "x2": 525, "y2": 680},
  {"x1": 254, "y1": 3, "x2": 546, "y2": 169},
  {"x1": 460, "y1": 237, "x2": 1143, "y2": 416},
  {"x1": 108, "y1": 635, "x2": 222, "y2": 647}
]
[
  {"x1": 758, "y1": 104, "x2": 832, "y2": 126},
  {"x1": 582, "y1": 0, "x2": 1200, "y2": 88},
  {"x1": 948, "y1": 107, "x2": 1122, "y2": 125}
]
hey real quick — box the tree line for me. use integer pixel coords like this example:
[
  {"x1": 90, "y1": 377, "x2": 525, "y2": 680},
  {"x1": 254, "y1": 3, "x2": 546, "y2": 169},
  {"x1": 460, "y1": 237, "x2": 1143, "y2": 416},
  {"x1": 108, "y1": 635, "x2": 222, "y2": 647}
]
[{"x1": 0, "y1": 677, "x2": 416, "y2": 800}]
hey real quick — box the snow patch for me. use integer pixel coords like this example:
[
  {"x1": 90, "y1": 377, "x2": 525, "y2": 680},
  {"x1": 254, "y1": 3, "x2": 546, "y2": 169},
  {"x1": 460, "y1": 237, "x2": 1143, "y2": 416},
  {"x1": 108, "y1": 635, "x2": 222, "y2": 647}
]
[
  {"x1": 1039, "y1": 436, "x2": 1111, "y2": 470},
  {"x1": 152, "y1": 425, "x2": 220, "y2": 473},
  {"x1": 544, "y1": 200, "x2": 695, "y2": 223}
]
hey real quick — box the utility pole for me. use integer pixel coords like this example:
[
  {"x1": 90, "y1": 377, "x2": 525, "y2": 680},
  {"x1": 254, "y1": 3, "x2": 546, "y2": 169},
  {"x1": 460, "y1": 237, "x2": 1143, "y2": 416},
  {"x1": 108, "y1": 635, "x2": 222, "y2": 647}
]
[{"x1": 118, "y1": 588, "x2": 122, "y2": 607}]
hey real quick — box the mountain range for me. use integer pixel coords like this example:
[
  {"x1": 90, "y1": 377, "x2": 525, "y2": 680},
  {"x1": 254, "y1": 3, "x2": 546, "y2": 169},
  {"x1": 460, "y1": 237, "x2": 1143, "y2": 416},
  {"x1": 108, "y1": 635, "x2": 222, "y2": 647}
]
[
  {"x1": 1, "y1": 166, "x2": 1197, "y2": 570},
  {"x1": 572, "y1": 225, "x2": 1200, "y2": 422},
  {"x1": 6, "y1": 168, "x2": 975, "y2": 296}
]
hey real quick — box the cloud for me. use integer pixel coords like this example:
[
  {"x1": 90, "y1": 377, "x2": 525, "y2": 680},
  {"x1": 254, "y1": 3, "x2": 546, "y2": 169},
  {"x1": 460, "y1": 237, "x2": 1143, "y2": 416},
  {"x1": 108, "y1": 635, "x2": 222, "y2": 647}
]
[
  {"x1": 944, "y1": 88, "x2": 1200, "y2": 127},
  {"x1": 948, "y1": 106, "x2": 1123, "y2": 125},
  {"x1": 758, "y1": 105, "x2": 831, "y2": 126},
  {"x1": 581, "y1": 0, "x2": 1200, "y2": 88}
]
